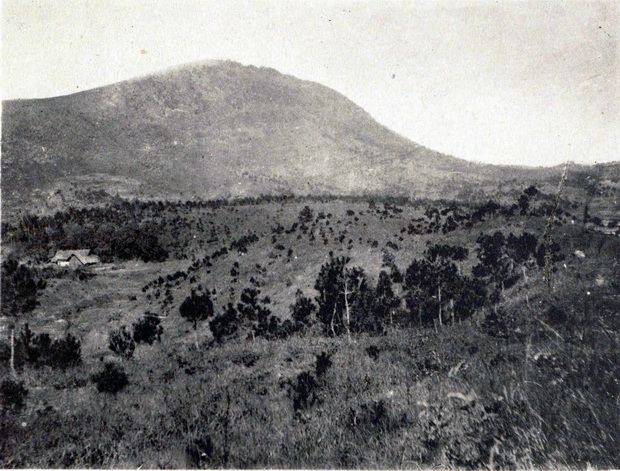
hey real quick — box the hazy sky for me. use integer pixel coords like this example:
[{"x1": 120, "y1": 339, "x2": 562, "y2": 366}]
[{"x1": 2, "y1": 0, "x2": 618, "y2": 166}]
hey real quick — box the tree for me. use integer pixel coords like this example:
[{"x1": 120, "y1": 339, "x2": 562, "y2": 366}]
[
  {"x1": 374, "y1": 271, "x2": 400, "y2": 327},
  {"x1": 404, "y1": 247, "x2": 484, "y2": 328},
  {"x1": 1, "y1": 257, "x2": 45, "y2": 378},
  {"x1": 180, "y1": 291, "x2": 214, "y2": 347},
  {"x1": 404, "y1": 259, "x2": 435, "y2": 327},
  {"x1": 236, "y1": 287, "x2": 273, "y2": 340},
  {"x1": 473, "y1": 231, "x2": 513, "y2": 302},
  {"x1": 314, "y1": 254, "x2": 372, "y2": 337},
  {"x1": 290, "y1": 290, "x2": 316, "y2": 331},
  {"x1": 315, "y1": 255, "x2": 350, "y2": 336},
  {"x1": 506, "y1": 232, "x2": 538, "y2": 265}
]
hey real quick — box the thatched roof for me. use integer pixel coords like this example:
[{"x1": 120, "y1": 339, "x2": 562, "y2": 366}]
[{"x1": 50, "y1": 249, "x2": 100, "y2": 265}]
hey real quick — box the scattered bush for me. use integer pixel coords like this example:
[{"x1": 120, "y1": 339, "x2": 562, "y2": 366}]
[{"x1": 17, "y1": 325, "x2": 82, "y2": 369}]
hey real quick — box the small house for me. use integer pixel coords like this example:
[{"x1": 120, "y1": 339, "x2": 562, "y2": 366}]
[{"x1": 50, "y1": 249, "x2": 100, "y2": 267}]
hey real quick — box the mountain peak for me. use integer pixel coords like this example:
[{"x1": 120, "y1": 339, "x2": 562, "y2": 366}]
[{"x1": 2, "y1": 61, "x2": 491, "y2": 215}]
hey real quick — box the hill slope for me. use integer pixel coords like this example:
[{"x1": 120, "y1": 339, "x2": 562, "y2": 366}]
[{"x1": 3, "y1": 60, "x2": 521, "y2": 214}]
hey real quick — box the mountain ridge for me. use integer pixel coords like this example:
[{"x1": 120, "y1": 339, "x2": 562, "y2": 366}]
[{"x1": 1, "y1": 60, "x2": 599, "y2": 216}]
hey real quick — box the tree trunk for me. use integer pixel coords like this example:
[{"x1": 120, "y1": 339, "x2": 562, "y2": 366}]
[
  {"x1": 437, "y1": 284, "x2": 442, "y2": 327},
  {"x1": 343, "y1": 279, "x2": 351, "y2": 340},
  {"x1": 522, "y1": 265, "x2": 530, "y2": 309},
  {"x1": 10, "y1": 325, "x2": 17, "y2": 379},
  {"x1": 450, "y1": 299, "x2": 455, "y2": 325}
]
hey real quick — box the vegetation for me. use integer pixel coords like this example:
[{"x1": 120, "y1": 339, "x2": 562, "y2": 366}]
[{"x1": 1, "y1": 184, "x2": 619, "y2": 468}]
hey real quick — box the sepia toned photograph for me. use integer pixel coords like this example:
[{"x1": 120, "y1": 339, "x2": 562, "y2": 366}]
[{"x1": 1, "y1": 0, "x2": 619, "y2": 468}]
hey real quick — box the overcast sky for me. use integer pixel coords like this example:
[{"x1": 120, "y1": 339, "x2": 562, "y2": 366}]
[{"x1": 2, "y1": 0, "x2": 618, "y2": 167}]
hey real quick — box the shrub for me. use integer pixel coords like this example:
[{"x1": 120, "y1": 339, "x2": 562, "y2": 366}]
[
  {"x1": 291, "y1": 371, "x2": 319, "y2": 412},
  {"x1": 133, "y1": 312, "x2": 163, "y2": 344},
  {"x1": 482, "y1": 308, "x2": 520, "y2": 339},
  {"x1": 50, "y1": 333, "x2": 82, "y2": 368},
  {"x1": 108, "y1": 326, "x2": 135, "y2": 359},
  {"x1": 186, "y1": 434, "x2": 214, "y2": 468},
  {"x1": 315, "y1": 351, "x2": 332, "y2": 379},
  {"x1": 348, "y1": 400, "x2": 397, "y2": 433},
  {"x1": 1, "y1": 379, "x2": 28, "y2": 412},
  {"x1": 91, "y1": 362, "x2": 129, "y2": 394},
  {"x1": 210, "y1": 303, "x2": 240, "y2": 343}
]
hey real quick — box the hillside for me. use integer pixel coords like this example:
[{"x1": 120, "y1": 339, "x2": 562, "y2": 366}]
[
  {"x1": 2, "y1": 190, "x2": 619, "y2": 468},
  {"x1": 2, "y1": 60, "x2": 559, "y2": 217}
]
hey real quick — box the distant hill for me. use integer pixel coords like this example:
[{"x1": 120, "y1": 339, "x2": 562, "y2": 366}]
[{"x1": 1, "y1": 60, "x2": 610, "y2": 216}]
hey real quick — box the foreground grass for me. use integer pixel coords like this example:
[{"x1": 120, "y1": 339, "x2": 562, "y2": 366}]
[{"x1": 2, "y1": 282, "x2": 619, "y2": 469}]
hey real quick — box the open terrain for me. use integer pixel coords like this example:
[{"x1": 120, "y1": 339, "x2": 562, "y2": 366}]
[{"x1": 2, "y1": 61, "x2": 619, "y2": 469}]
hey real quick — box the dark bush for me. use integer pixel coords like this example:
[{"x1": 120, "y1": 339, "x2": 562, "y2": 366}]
[
  {"x1": 133, "y1": 312, "x2": 163, "y2": 344},
  {"x1": 17, "y1": 326, "x2": 82, "y2": 369},
  {"x1": 291, "y1": 371, "x2": 319, "y2": 412},
  {"x1": 545, "y1": 305, "x2": 567, "y2": 325},
  {"x1": 1, "y1": 379, "x2": 28, "y2": 412},
  {"x1": 108, "y1": 326, "x2": 135, "y2": 359},
  {"x1": 50, "y1": 333, "x2": 82, "y2": 368},
  {"x1": 366, "y1": 345, "x2": 380, "y2": 360},
  {"x1": 91, "y1": 362, "x2": 129, "y2": 394},
  {"x1": 210, "y1": 303, "x2": 240, "y2": 343},
  {"x1": 315, "y1": 351, "x2": 332, "y2": 378}
]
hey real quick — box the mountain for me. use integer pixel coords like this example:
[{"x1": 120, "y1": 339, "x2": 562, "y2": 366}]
[{"x1": 2, "y1": 60, "x2": 566, "y2": 215}]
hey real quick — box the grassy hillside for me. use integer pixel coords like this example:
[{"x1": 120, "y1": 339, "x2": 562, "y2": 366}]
[{"x1": 2, "y1": 183, "x2": 619, "y2": 468}]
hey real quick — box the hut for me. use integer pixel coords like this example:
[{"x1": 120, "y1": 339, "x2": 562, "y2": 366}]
[{"x1": 50, "y1": 249, "x2": 100, "y2": 267}]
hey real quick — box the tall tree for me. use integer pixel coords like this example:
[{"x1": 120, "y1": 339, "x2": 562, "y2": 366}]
[
  {"x1": 237, "y1": 287, "x2": 272, "y2": 340},
  {"x1": 375, "y1": 270, "x2": 400, "y2": 327},
  {"x1": 314, "y1": 255, "x2": 371, "y2": 337}
]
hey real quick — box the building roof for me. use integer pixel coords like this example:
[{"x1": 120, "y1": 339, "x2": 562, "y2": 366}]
[{"x1": 50, "y1": 249, "x2": 100, "y2": 264}]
